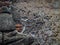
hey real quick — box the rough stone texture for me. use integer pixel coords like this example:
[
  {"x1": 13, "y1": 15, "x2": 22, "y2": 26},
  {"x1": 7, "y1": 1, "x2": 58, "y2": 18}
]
[
  {"x1": 0, "y1": 13, "x2": 15, "y2": 31},
  {"x1": 13, "y1": 0, "x2": 60, "y2": 45},
  {"x1": 0, "y1": 0, "x2": 60, "y2": 45}
]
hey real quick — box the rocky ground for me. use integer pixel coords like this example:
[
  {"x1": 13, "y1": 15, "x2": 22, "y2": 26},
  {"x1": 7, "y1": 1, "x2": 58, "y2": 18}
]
[
  {"x1": 12, "y1": 0, "x2": 60, "y2": 45},
  {"x1": 0, "y1": 0, "x2": 60, "y2": 45}
]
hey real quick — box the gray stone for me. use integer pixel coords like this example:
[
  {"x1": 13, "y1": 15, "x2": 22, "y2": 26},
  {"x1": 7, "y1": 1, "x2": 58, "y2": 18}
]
[{"x1": 0, "y1": 13, "x2": 15, "y2": 31}]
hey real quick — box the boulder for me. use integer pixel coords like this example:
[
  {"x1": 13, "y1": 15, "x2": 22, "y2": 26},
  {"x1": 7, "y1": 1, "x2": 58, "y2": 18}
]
[{"x1": 0, "y1": 13, "x2": 15, "y2": 32}]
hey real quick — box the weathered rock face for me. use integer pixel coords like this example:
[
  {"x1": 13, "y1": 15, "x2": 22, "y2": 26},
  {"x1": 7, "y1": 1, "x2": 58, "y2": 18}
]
[{"x1": 0, "y1": 13, "x2": 15, "y2": 31}]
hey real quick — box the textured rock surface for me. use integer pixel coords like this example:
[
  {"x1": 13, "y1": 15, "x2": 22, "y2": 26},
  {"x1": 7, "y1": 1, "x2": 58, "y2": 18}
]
[
  {"x1": 13, "y1": 0, "x2": 60, "y2": 45},
  {"x1": 0, "y1": 13, "x2": 15, "y2": 31},
  {"x1": 0, "y1": 0, "x2": 60, "y2": 45}
]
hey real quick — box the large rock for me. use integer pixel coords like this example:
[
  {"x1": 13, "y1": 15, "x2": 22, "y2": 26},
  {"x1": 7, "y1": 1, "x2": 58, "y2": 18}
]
[{"x1": 0, "y1": 13, "x2": 15, "y2": 32}]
